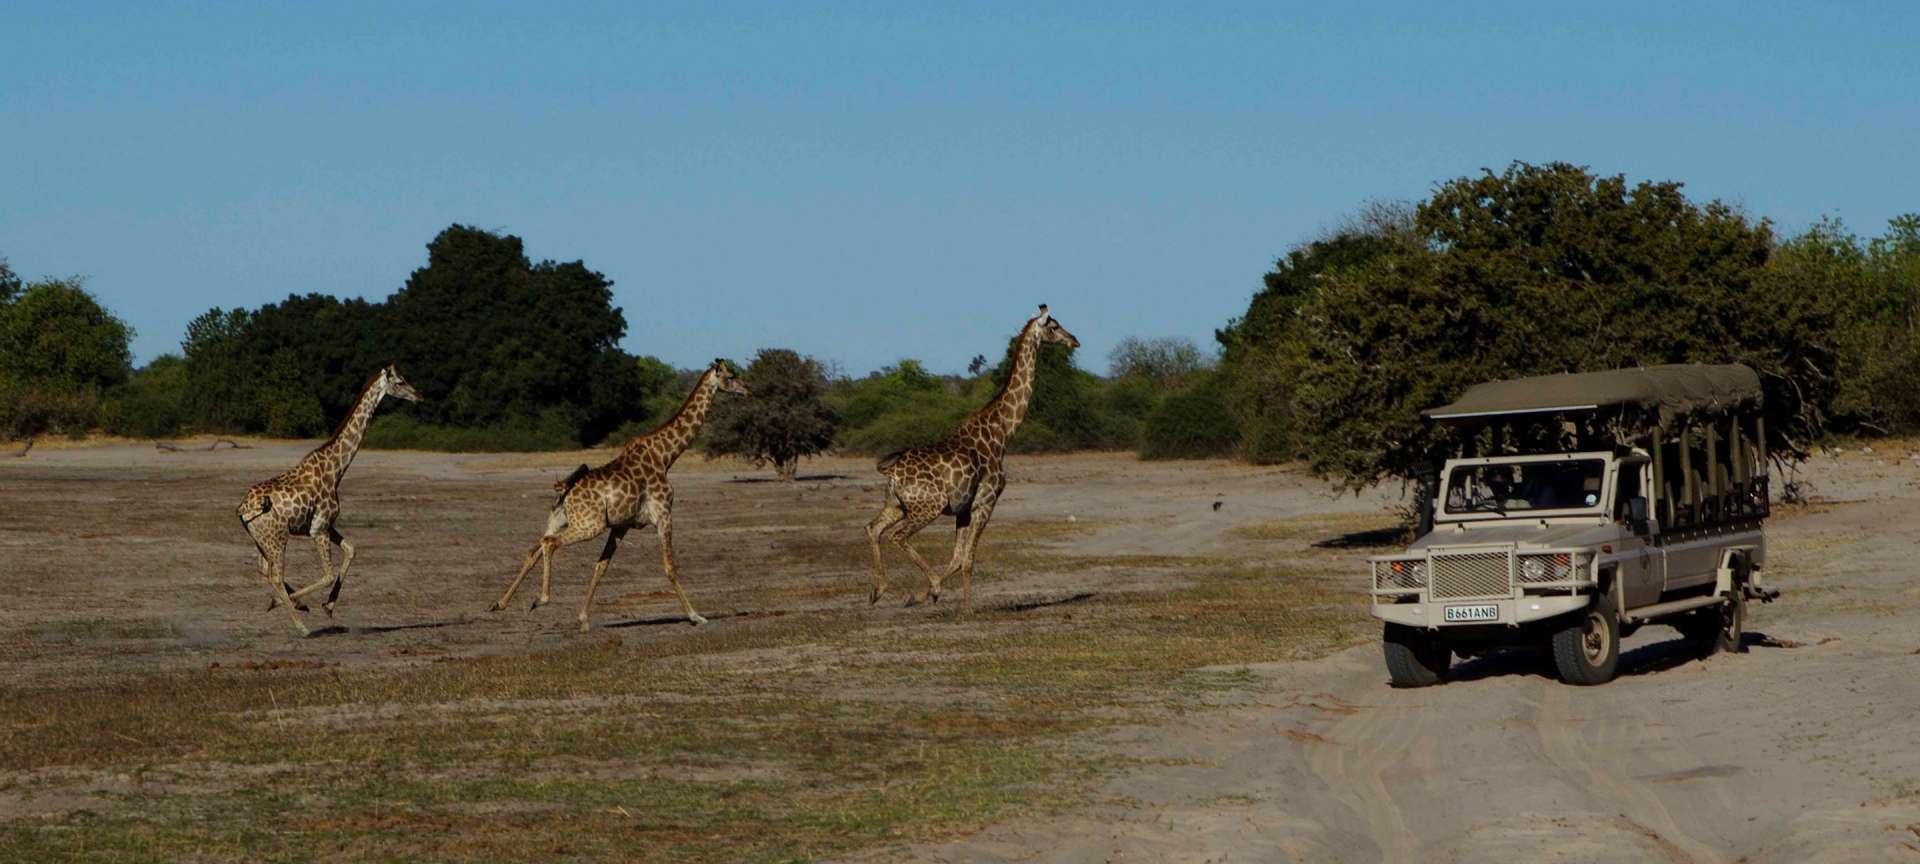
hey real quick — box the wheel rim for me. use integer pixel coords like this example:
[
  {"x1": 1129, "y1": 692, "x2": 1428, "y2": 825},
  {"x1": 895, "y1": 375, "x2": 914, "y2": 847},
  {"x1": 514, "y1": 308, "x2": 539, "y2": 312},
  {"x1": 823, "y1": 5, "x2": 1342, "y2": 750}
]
[{"x1": 1583, "y1": 611, "x2": 1612, "y2": 664}]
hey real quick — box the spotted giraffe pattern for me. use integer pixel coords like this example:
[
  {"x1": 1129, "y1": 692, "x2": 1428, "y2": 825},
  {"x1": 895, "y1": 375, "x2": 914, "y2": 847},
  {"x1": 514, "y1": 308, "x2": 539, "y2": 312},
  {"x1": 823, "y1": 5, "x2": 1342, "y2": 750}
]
[
  {"x1": 491, "y1": 359, "x2": 751, "y2": 631},
  {"x1": 237, "y1": 365, "x2": 423, "y2": 635},
  {"x1": 866, "y1": 306, "x2": 1080, "y2": 609}
]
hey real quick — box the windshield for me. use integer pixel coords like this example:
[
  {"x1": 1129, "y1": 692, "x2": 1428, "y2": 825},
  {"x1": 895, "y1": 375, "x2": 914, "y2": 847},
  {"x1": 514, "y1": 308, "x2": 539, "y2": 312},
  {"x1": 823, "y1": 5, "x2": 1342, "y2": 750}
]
[{"x1": 1444, "y1": 459, "x2": 1606, "y2": 515}]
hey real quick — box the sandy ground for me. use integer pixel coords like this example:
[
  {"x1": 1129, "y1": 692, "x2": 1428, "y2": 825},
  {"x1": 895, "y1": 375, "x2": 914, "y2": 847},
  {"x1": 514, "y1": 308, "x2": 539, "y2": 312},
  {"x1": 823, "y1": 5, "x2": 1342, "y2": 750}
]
[
  {"x1": 4, "y1": 441, "x2": 1918, "y2": 862},
  {"x1": 899, "y1": 451, "x2": 1920, "y2": 864}
]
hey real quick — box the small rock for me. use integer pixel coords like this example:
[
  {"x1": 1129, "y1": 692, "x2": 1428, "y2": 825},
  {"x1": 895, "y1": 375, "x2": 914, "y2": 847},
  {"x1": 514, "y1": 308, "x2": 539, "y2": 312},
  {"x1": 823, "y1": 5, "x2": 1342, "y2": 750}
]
[{"x1": 1066, "y1": 515, "x2": 1077, "y2": 523}]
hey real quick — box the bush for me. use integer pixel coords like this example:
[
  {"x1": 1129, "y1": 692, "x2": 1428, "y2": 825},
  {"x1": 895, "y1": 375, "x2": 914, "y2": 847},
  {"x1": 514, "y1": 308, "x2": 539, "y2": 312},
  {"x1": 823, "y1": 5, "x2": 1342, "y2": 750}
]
[
  {"x1": 1141, "y1": 372, "x2": 1239, "y2": 459},
  {"x1": 101, "y1": 356, "x2": 190, "y2": 438},
  {"x1": 0, "y1": 380, "x2": 100, "y2": 440}
]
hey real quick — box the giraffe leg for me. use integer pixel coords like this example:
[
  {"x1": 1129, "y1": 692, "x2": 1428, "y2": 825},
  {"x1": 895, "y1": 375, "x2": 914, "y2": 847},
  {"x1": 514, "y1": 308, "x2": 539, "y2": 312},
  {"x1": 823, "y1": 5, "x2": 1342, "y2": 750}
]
[
  {"x1": 866, "y1": 497, "x2": 908, "y2": 604},
  {"x1": 652, "y1": 506, "x2": 705, "y2": 625},
  {"x1": 956, "y1": 479, "x2": 1006, "y2": 613},
  {"x1": 577, "y1": 527, "x2": 627, "y2": 632},
  {"x1": 492, "y1": 542, "x2": 547, "y2": 611},
  {"x1": 258, "y1": 531, "x2": 308, "y2": 636},
  {"x1": 890, "y1": 503, "x2": 943, "y2": 607},
  {"x1": 284, "y1": 533, "x2": 338, "y2": 615},
  {"x1": 531, "y1": 521, "x2": 606, "y2": 612},
  {"x1": 324, "y1": 529, "x2": 354, "y2": 614}
]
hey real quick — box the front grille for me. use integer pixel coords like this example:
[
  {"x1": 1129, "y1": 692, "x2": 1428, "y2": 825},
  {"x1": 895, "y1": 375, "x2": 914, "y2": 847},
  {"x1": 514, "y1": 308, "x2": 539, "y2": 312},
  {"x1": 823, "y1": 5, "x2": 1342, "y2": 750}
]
[{"x1": 1429, "y1": 552, "x2": 1511, "y2": 599}]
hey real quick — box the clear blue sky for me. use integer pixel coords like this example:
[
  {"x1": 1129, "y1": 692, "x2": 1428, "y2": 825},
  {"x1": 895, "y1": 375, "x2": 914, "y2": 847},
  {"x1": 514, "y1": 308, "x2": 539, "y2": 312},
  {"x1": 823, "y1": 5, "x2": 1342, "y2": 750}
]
[{"x1": 4, "y1": 2, "x2": 1916, "y2": 375}]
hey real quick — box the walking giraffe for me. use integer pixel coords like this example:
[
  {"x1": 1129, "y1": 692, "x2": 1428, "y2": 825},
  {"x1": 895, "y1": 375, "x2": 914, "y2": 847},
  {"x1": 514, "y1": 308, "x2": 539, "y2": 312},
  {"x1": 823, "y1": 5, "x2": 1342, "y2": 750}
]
[
  {"x1": 237, "y1": 364, "x2": 423, "y2": 635},
  {"x1": 867, "y1": 305, "x2": 1080, "y2": 609},
  {"x1": 491, "y1": 359, "x2": 750, "y2": 631}
]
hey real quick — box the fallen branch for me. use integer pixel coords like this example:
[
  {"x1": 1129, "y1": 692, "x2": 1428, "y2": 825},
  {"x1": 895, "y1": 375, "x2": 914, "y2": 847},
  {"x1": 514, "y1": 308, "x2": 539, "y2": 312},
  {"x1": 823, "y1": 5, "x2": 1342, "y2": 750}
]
[{"x1": 156, "y1": 438, "x2": 253, "y2": 453}]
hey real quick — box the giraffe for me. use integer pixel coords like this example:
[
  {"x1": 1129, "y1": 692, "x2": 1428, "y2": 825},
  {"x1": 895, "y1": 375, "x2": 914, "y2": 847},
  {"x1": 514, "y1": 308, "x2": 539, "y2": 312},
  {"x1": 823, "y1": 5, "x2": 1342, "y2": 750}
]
[
  {"x1": 490, "y1": 359, "x2": 751, "y2": 632},
  {"x1": 866, "y1": 305, "x2": 1079, "y2": 609},
  {"x1": 237, "y1": 364, "x2": 424, "y2": 635}
]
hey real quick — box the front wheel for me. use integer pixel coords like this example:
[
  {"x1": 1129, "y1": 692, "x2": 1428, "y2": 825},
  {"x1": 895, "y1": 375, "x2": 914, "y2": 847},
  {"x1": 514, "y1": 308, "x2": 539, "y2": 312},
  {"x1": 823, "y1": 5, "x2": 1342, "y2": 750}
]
[
  {"x1": 1383, "y1": 623, "x2": 1451, "y2": 687},
  {"x1": 1551, "y1": 601, "x2": 1621, "y2": 685}
]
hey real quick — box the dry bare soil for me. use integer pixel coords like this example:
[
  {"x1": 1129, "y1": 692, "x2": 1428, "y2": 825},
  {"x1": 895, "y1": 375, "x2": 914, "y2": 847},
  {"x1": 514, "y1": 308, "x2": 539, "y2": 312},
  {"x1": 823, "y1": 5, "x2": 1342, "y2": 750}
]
[{"x1": 1, "y1": 441, "x2": 1917, "y2": 862}]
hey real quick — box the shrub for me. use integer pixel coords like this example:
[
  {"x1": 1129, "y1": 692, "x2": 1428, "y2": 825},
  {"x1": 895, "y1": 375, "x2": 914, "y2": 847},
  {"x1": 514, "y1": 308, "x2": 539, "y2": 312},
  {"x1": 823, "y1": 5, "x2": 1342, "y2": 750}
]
[{"x1": 1140, "y1": 371, "x2": 1239, "y2": 459}]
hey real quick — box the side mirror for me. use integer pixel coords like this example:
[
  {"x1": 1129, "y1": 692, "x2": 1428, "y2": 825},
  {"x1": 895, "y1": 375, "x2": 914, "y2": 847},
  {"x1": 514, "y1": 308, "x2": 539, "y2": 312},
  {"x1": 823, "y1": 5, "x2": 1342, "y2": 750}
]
[{"x1": 1627, "y1": 496, "x2": 1650, "y2": 534}]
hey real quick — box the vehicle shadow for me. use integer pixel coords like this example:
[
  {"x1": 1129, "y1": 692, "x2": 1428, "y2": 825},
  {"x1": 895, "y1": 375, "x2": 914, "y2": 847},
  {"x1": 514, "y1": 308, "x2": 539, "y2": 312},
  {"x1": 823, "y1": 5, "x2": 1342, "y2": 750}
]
[
  {"x1": 1311, "y1": 527, "x2": 1407, "y2": 549},
  {"x1": 1446, "y1": 629, "x2": 1781, "y2": 683}
]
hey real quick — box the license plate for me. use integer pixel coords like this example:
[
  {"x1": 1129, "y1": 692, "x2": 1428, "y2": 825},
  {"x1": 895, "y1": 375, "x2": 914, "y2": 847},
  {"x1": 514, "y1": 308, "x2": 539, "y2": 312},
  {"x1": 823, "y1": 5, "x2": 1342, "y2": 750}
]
[{"x1": 1443, "y1": 604, "x2": 1500, "y2": 623}]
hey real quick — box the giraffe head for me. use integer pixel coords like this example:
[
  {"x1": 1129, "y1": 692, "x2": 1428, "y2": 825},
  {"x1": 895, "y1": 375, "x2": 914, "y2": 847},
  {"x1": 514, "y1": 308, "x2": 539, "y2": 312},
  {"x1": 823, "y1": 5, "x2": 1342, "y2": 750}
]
[
  {"x1": 381, "y1": 364, "x2": 425, "y2": 403},
  {"x1": 1031, "y1": 304, "x2": 1080, "y2": 349},
  {"x1": 711, "y1": 358, "x2": 751, "y2": 397}
]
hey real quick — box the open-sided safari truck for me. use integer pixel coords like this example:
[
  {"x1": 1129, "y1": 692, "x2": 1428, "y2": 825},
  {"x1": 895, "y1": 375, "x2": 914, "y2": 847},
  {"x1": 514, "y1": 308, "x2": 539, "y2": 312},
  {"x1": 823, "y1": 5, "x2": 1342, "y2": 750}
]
[{"x1": 1368, "y1": 364, "x2": 1781, "y2": 686}]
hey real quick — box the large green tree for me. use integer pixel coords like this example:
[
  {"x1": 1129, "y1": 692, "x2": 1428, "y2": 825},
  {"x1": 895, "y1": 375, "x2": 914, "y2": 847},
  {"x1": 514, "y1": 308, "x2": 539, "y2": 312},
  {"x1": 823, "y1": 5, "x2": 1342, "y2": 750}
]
[
  {"x1": 0, "y1": 277, "x2": 133, "y2": 390},
  {"x1": 703, "y1": 349, "x2": 837, "y2": 480},
  {"x1": 1245, "y1": 162, "x2": 1816, "y2": 489},
  {"x1": 384, "y1": 225, "x2": 648, "y2": 443}
]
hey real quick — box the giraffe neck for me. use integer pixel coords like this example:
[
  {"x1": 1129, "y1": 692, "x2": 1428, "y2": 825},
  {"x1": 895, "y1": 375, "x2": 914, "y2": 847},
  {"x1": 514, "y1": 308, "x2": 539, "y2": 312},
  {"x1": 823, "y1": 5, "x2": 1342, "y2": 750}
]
[
  {"x1": 968, "y1": 322, "x2": 1042, "y2": 455},
  {"x1": 629, "y1": 369, "x2": 719, "y2": 470},
  {"x1": 319, "y1": 378, "x2": 385, "y2": 481}
]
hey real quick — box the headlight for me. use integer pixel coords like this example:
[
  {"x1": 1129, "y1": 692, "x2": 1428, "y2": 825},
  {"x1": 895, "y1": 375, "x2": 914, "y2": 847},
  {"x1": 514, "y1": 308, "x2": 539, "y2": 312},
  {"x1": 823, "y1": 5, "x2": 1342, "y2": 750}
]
[
  {"x1": 1521, "y1": 557, "x2": 1548, "y2": 583},
  {"x1": 1384, "y1": 560, "x2": 1426, "y2": 588}
]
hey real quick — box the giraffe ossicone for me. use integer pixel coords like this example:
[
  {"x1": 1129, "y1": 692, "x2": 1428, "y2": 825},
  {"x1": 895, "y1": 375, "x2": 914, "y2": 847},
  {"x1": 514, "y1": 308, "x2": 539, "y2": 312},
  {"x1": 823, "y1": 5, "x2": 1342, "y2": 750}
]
[{"x1": 865, "y1": 306, "x2": 1080, "y2": 610}]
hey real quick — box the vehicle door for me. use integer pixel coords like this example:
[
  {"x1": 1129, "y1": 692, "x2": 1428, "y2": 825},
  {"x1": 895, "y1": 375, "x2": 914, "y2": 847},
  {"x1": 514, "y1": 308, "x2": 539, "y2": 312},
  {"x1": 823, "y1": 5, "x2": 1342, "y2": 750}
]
[{"x1": 1615, "y1": 460, "x2": 1665, "y2": 608}]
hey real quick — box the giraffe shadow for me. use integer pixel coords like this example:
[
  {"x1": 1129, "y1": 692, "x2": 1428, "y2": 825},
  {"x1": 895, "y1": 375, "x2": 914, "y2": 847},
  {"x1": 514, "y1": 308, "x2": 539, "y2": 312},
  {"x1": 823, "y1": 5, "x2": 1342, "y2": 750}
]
[
  {"x1": 604, "y1": 610, "x2": 760, "y2": 629},
  {"x1": 306, "y1": 619, "x2": 472, "y2": 639},
  {"x1": 996, "y1": 591, "x2": 1098, "y2": 612},
  {"x1": 725, "y1": 474, "x2": 853, "y2": 484}
]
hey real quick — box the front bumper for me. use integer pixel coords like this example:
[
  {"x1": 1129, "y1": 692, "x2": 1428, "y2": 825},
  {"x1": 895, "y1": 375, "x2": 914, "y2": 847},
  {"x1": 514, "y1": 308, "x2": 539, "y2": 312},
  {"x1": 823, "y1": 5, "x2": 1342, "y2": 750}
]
[{"x1": 1367, "y1": 546, "x2": 1596, "y2": 630}]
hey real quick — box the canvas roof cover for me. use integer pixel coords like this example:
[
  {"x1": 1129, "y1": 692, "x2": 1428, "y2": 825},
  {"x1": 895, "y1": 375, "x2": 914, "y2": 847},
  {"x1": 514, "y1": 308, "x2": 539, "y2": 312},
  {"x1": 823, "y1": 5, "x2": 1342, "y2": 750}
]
[{"x1": 1422, "y1": 364, "x2": 1762, "y2": 429}]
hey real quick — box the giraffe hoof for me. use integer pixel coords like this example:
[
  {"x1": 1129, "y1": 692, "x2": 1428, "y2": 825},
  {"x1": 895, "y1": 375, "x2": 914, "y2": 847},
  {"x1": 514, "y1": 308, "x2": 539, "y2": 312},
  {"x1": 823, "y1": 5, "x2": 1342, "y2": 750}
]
[
  {"x1": 578, "y1": 620, "x2": 592, "y2": 633},
  {"x1": 322, "y1": 602, "x2": 336, "y2": 617},
  {"x1": 869, "y1": 588, "x2": 886, "y2": 605},
  {"x1": 687, "y1": 612, "x2": 708, "y2": 626}
]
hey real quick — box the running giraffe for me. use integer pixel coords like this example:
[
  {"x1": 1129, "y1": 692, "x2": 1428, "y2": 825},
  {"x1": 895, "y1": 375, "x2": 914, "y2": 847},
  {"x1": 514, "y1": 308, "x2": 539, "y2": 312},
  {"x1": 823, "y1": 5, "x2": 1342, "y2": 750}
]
[
  {"x1": 238, "y1": 364, "x2": 423, "y2": 635},
  {"x1": 866, "y1": 305, "x2": 1080, "y2": 609},
  {"x1": 491, "y1": 359, "x2": 750, "y2": 631}
]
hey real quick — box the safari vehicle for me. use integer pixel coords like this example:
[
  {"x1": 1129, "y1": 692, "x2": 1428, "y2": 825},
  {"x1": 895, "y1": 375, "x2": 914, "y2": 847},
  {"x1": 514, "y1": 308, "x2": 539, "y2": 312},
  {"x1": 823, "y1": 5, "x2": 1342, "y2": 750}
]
[{"x1": 1368, "y1": 364, "x2": 1780, "y2": 686}]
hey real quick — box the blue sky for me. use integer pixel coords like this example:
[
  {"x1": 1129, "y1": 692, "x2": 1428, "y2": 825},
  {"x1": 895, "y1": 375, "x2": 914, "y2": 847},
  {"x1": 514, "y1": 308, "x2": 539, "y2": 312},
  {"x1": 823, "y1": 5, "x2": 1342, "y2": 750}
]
[{"x1": 3, "y1": 2, "x2": 1916, "y2": 375}]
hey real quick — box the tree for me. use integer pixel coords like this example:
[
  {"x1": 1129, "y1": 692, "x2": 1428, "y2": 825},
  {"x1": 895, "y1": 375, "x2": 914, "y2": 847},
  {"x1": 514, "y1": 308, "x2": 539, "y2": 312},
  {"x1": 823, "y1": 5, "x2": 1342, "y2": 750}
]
[
  {"x1": 1259, "y1": 163, "x2": 1794, "y2": 489},
  {"x1": 380, "y1": 225, "x2": 651, "y2": 445},
  {"x1": 1108, "y1": 335, "x2": 1207, "y2": 383},
  {"x1": 0, "y1": 277, "x2": 133, "y2": 390},
  {"x1": 0, "y1": 276, "x2": 133, "y2": 438},
  {"x1": 0, "y1": 257, "x2": 20, "y2": 305},
  {"x1": 703, "y1": 349, "x2": 837, "y2": 480}
]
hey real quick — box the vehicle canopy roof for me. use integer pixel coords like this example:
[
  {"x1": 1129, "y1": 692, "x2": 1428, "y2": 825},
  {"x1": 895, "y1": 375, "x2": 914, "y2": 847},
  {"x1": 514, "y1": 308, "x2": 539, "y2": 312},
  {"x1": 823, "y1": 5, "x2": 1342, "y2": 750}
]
[{"x1": 1422, "y1": 364, "x2": 1761, "y2": 432}]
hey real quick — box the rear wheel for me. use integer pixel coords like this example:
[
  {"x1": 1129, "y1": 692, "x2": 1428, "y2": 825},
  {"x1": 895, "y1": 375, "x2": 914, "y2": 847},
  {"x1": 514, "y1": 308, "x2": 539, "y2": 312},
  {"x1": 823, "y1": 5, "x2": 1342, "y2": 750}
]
[
  {"x1": 1552, "y1": 601, "x2": 1620, "y2": 685},
  {"x1": 1383, "y1": 623, "x2": 1451, "y2": 687},
  {"x1": 1678, "y1": 557, "x2": 1749, "y2": 656}
]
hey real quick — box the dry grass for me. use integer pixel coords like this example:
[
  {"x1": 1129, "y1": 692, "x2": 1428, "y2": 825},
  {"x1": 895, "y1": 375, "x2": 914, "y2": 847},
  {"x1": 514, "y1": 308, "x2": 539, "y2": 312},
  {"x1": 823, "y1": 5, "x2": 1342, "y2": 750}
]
[{"x1": 0, "y1": 525, "x2": 1364, "y2": 863}]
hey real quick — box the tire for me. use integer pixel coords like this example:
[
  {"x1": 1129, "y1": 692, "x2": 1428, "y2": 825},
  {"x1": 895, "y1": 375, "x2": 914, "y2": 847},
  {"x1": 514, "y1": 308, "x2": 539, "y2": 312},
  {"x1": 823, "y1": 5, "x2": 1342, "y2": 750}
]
[
  {"x1": 1551, "y1": 601, "x2": 1621, "y2": 685},
  {"x1": 1383, "y1": 623, "x2": 1451, "y2": 687},
  {"x1": 1678, "y1": 557, "x2": 1750, "y2": 657}
]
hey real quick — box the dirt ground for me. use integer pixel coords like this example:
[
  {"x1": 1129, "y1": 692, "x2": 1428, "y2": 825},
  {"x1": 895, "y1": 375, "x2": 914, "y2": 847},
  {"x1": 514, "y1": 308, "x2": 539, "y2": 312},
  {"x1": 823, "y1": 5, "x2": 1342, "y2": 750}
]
[{"x1": 3, "y1": 441, "x2": 1918, "y2": 861}]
